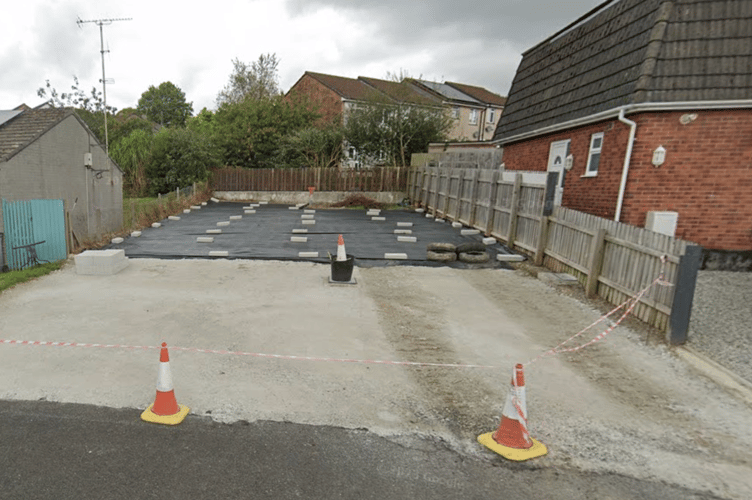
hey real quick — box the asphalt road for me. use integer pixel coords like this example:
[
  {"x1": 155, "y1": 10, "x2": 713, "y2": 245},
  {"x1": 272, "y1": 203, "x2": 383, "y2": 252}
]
[{"x1": 0, "y1": 400, "x2": 722, "y2": 500}]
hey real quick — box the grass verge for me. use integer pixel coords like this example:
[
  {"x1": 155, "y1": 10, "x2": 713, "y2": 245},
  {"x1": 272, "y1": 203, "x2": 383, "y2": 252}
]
[{"x1": 0, "y1": 261, "x2": 65, "y2": 294}]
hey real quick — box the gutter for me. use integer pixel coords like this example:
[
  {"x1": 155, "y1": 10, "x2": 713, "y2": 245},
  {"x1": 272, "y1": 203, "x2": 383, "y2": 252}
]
[
  {"x1": 494, "y1": 100, "x2": 752, "y2": 147},
  {"x1": 615, "y1": 109, "x2": 637, "y2": 222}
]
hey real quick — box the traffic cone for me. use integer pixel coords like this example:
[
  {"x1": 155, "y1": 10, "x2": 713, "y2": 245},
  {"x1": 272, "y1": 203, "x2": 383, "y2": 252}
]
[
  {"x1": 336, "y1": 234, "x2": 347, "y2": 262},
  {"x1": 141, "y1": 342, "x2": 190, "y2": 425},
  {"x1": 477, "y1": 363, "x2": 547, "y2": 461}
]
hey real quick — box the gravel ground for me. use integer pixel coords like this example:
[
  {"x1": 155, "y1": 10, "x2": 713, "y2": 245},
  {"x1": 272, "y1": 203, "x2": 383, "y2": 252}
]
[{"x1": 687, "y1": 271, "x2": 752, "y2": 385}]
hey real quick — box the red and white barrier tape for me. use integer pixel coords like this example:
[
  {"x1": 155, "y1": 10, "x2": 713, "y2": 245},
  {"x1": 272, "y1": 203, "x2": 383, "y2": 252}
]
[
  {"x1": 525, "y1": 256, "x2": 673, "y2": 366},
  {"x1": 0, "y1": 339, "x2": 496, "y2": 370}
]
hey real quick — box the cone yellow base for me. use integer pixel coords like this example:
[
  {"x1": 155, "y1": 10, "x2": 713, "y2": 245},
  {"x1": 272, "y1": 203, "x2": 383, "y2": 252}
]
[
  {"x1": 140, "y1": 403, "x2": 190, "y2": 425},
  {"x1": 477, "y1": 432, "x2": 548, "y2": 461}
]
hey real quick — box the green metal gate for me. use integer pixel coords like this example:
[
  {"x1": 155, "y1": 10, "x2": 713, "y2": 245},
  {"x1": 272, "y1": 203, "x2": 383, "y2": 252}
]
[{"x1": 2, "y1": 199, "x2": 67, "y2": 270}]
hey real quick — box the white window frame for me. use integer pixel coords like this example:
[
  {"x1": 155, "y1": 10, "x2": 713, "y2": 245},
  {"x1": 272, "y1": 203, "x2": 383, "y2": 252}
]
[
  {"x1": 487, "y1": 108, "x2": 495, "y2": 123},
  {"x1": 469, "y1": 109, "x2": 478, "y2": 125},
  {"x1": 584, "y1": 132, "x2": 604, "y2": 177},
  {"x1": 452, "y1": 107, "x2": 460, "y2": 120}
]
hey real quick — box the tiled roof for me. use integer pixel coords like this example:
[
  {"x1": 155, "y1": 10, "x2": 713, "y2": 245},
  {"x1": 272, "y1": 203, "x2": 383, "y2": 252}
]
[
  {"x1": 445, "y1": 82, "x2": 507, "y2": 107},
  {"x1": 409, "y1": 80, "x2": 483, "y2": 106},
  {"x1": 0, "y1": 107, "x2": 70, "y2": 162},
  {"x1": 494, "y1": 0, "x2": 752, "y2": 142},
  {"x1": 304, "y1": 72, "x2": 378, "y2": 101},
  {"x1": 358, "y1": 77, "x2": 443, "y2": 106}
]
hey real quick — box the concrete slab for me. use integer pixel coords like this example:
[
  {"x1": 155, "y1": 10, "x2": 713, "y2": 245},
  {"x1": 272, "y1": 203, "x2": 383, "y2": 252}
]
[
  {"x1": 197, "y1": 237, "x2": 214, "y2": 243},
  {"x1": 74, "y1": 249, "x2": 129, "y2": 275},
  {"x1": 168, "y1": 216, "x2": 181, "y2": 221}
]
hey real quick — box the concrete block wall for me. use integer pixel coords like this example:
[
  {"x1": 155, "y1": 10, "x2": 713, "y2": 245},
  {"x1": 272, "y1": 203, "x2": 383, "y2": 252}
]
[
  {"x1": 501, "y1": 109, "x2": 752, "y2": 251},
  {"x1": 0, "y1": 114, "x2": 123, "y2": 241}
]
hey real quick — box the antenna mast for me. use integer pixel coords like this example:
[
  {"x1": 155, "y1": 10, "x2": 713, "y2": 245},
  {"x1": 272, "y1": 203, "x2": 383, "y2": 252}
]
[{"x1": 76, "y1": 16, "x2": 132, "y2": 155}]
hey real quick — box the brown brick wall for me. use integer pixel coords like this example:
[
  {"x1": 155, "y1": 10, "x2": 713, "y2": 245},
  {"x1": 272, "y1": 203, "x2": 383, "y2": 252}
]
[
  {"x1": 501, "y1": 109, "x2": 752, "y2": 251},
  {"x1": 286, "y1": 74, "x2": 343, "y2": 126}
]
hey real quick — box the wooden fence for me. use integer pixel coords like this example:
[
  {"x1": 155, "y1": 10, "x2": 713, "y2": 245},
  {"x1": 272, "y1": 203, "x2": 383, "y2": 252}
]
[
  {"x1": 212, "y1": 167, "x2": 408, "y2": 193},
  {"x1": 408, "y1": 166, "x2": 697, "y2": 334}
]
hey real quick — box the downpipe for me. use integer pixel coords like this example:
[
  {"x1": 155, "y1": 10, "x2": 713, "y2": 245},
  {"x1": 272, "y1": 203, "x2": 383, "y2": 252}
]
[{"x1": 615, "y1": 108, "x2": 637, "y2": 222}]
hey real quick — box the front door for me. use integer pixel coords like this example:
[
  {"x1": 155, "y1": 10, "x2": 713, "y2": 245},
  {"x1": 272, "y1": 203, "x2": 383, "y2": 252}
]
[{"x1": 547, "y1": 140, "x2": 570, "y2": 206}]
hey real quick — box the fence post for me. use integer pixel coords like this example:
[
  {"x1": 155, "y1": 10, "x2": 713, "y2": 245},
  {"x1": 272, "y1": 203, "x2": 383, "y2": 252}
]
[
  {"x1": 534, "y1": 216, "x2": 550, "y2": 266},
  {"x1": 666, "y1": 244, "x2": 703, "y2": 346},
  {"x1": 484, "y1": 169, "x2": 501, "y2": 236},
  {"x1": 585, "y1": 228, "x2": 607, "y2": 297},
  {"x1": 468, "y1": 169, "x2": 480, "y2": 226},
  {"x1": 543, "y1": 172, "x2": 558, "y2": 216},
  {"x1": 506, "y1": 173, "x2": 522, "y2": 245}
]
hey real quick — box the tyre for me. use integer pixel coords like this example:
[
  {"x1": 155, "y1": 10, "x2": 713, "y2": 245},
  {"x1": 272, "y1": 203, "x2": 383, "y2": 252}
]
[
  {"x1": 456, "y1": 242, "x2": 487, "y2": 254},
  {"x1": 458, "y1": 251, "x2": 490, "y2": 264},
  {"x1": 427, "y1": 250, "x2": 457, "y2": 262},
  {"x1": 426, "y1": 242, "x2": 457, "y2": 253}
]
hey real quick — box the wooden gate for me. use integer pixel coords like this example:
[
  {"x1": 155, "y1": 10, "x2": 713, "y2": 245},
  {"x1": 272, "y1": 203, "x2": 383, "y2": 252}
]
[{"x1": 2, "y1": 199, "x2": 67, "y2": 270}]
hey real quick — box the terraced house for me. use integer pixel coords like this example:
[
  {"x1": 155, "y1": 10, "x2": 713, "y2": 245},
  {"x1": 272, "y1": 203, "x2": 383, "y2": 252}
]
[{"x1": 493, "y1": 0, "x2": 752, "y2": 257}]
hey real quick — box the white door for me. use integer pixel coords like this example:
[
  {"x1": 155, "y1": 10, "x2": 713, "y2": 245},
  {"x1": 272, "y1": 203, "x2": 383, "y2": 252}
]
[{"x1": 547, "y1": 140, "x2": 570, "y2": 207}]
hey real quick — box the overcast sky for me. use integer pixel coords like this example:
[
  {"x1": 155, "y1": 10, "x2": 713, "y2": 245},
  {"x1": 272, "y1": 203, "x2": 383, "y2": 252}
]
[{"x1": 1, "y1": 0, "x2": 604, "y2": 113}]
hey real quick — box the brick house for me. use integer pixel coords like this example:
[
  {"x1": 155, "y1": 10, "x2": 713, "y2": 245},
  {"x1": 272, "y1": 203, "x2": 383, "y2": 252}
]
[
  {"x1": 287, "y1": 72, "x2": 507, "y2": 166},
  {"x1": 0, "y1": 105, "x2": 123, "y2": 245},
  {"x1": 493, "y1": 0, "x2": 752, "y2": 255}
]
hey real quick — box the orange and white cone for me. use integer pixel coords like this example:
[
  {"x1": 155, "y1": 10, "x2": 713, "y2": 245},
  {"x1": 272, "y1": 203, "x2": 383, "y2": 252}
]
[
  {"x1": 336, "y1": 234, "x2": 347, "y2": 261},
  {"x1": 141, "y1": 342, "x2": 190, "y2": 425},
  {"x1": 478, "y1": 363, "x2": 547, "y2": 461}
]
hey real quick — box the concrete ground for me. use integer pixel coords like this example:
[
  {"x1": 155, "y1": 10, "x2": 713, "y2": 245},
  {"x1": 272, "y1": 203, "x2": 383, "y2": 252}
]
[{"x1": 1, "y1": 256, "x2": 750, "y2": 499}]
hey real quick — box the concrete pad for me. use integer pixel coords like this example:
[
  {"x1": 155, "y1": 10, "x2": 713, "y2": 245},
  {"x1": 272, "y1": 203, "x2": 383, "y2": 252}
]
[
  {"x1": 230, "y1": 215, "x2": 242, "y2": 220},
  {"x1": 292, "y1": 229, "x2": 308, "y2": 234},
  {"x1": 201, "y1": 202, "x2": 207, "y2": 206},
  {"x1": 304, "y1": 209, "x2": 316, "y2": 214},
  {"x1": 184, "y1": 209, "x2": 191, "y2": 214},
  {"x1": 497, "y1": 253, "x2": 525, "y2": 262},
  {"x1": 291, "y1": 236, "x2": 308, "y2": 243},
  {"x1": 394, "y1": 229, "x2": 412, "y2": 235},
  {"x1": 208, "y1": 250, "x2": 229, "y2": 257},
  {"x1": 435, "y1": 219, "x2": 445, "y2": 223},
  {"x1": 151, "y1": 223, "x2": 161, "y2": 228},
  {"x1": 74, "y1": 249, "x2": 129, "y2": 275},
  {"x1": 217, "y1": 221, "x2": 231, "y2": 227},
  {"x1": 130, "y1": 231, "x2": 141, "y2": 237},
  {"x1": 211, "y1": 197, "x2": 219, "y2": 202},
  {"x1": 301, "y1": 214, "x2": 315, "y2": 220},
  {"x1": 197, "y1": 237, "x2": 214, "y2": 243},
  {"x1": 425, "y1": 214, "x2": 434, "y2": 218},
  {"x1": 385, "y1": 253, "x2": 408, "y2": 260},
  {"x1": 111, "y1": 237, "x2": 124, "y2": 244},
  {"x1": 461, "y1": 229, "x2": 480, "y2": 236},
  {"x1": 302, "y1": 220, "x2": 316, "y2": 225},
  {"x1": 452, "y1": 222, "x2": 462, "y2": 228},
  {"x1": 415, "y1": 208, "x2": 425, "y2": 213},
  {"x1": 259, "y1": 201, "x2": 268, "y2": 205},
  {"x1": 288, "y1": 206, "x2": 299, "y2": 210},
  {"x1": 371, "y1": 217, "x2": 386, "y2": 221},
  {"x1": 191, "y1": 205, "x2": 201, "y2": 210},
  {"x1": 206, "y1": 229, "x2": 222, "y2": 234},
  {"x1": 397, "y1": 236, "x2": 417, "y2": 243},
  {"x1": 168, "y1": 216, "x2": 181, "y2": 221},
  {"x1": 397, "y1": 222, "x2": 413, "y2": 227},
  {"x1": 539, "y1": 272, "x2": 579, "y2": 286},
  {"x1": 243, "y1": 206, "x2": 254, "y2": 210},
  {"x1": 298, "y1": 251, "x2": 319, "y2": 258},
  {"x1": 244, "y1": 210, "x2": 256, "y2": 214},
  {"x1": 482, "y1": 237, "x2": 496, "y2": 245}
]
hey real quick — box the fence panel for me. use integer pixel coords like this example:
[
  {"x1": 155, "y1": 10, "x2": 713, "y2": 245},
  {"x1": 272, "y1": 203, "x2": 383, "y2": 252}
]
[
  {"x1": 2, "y1": 199, "x2": 67, "y2": 271},
  {"x1": 211, "y1": 167, "x2": 407, "y2": 193},
  {"x1": 458, "y1": 169, "x2": 478, "y2": 225}
]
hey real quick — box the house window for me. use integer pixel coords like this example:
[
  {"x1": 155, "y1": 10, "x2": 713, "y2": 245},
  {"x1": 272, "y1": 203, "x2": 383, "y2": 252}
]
[
  {"x1": 469, "y1": 109, "x2": 478, "y2": 125},
  {"x1": 452, "y1": 107, "x2": 460, "y2": 119},
  {"x1": 487, "y1": 108, "x2": 495, "y2": 123},
  {"x1": 585, "y1": 132, "x2": 603, "y2": 176}
]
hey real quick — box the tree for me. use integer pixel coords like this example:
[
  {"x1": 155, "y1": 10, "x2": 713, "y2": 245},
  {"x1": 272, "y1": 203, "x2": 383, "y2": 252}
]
[
  {"x1": 344, "y1": 98, "x2": 452, "y2": 167},
  {"x1": 109, "y1": 129, "x2": 154, "y2": 196},
  {"x1": 144, "y1": 128, "x2": 221, "y2": 195},
  {"x1": 137, "y1": 82, "x2": 193, "y2": 127},
  {"x1": 216, "y1": 53, "x2": 280, "y2": 106},
  {"x1": 37, "y1": 76, "x2": 116, "y2": 144},
  {"x1": 212, "y1": 96, "x2": 319, "y2": 168},
  {"x1": 276, "y1": 124, "x2": 344, "y2": 169},
  {"x1": 108, "y1": 108, "x2": 154, "y2": 150}
]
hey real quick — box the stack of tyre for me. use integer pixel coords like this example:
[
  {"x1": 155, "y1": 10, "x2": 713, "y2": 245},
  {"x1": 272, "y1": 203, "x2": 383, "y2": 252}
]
[{"x1": 426, "y1": 242, "x2": 490, "y2": 264}]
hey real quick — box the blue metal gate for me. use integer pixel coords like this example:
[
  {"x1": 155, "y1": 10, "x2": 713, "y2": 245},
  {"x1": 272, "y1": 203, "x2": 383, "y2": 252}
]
[{"x1": 2, "y1": 199, "x2": 67, "y2": 270}]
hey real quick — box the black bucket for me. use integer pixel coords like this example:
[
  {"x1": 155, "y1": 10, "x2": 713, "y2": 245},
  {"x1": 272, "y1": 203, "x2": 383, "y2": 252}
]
[{"x1": 330, "y1": 254, "x2": 355, "y2": 282}]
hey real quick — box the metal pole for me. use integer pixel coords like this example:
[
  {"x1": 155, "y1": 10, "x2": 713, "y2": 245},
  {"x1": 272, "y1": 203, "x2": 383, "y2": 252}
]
[{"x1": 99, "y1": 22, "x2": 109, "y2": 155}]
